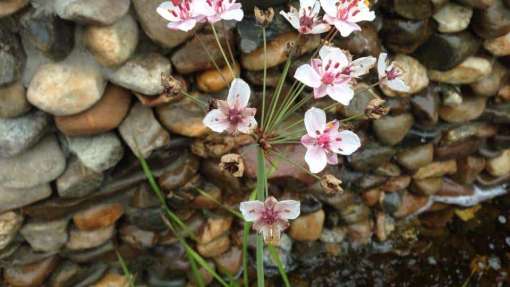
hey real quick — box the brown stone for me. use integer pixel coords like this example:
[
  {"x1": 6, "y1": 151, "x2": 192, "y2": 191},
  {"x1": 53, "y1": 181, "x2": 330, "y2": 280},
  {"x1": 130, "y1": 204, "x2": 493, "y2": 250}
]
[
  {"x1": 394, "y1": 192, "x2": 430, "y2": 218},
  {"x1": 198, "y1": 216, "x2": 232, "y2": 244},
  {"x1": 413, "y1": 160, "x2": 458, "y2": 179},
  {"x1": 486, "y1": 148, "x2": 510, "y2": 176},
  {"x1": 0, "y1": 0, "x2": 29, "y2": 17},
  {"x1": 4, "y1": 256, "x2": 59, "y2": 287},
  {"x1": 241, "y1": 32, "x2": 320, "y2": 71},
  {"x1": 289, "y1": 209, "x2": 325, "y2": 241},
  {"x1": 435, "y1": 178, "x2": 474, "y2": 196},
  {"x1": 396, "y1": 143, "x2": 434, "y2": 170},
  {"x1": 66, "y1": 226, "x2": 115, "y2": 250},
  {"x1": 55, "y1": 84, "x2": 131, "y2": 136},
  {"x1": 382, "y1": 176, "x2": 412, "y2": 192},
  {"x1": 120, "y1": 224, "x2": 158, "y2": 249},
  {"x1": 411, "y1": 177, "x2": 443, "y2": 195},
  {"x1": 0, "y1": 80, "x2": 30, "y2": 118},
  {"x1": 92, "y1": 273, "x2": 129, "y2": 287},
  {"x1": 439, "y1": 96, "x2": 487, "y2": 123},
  {"x1": 197, "y1": 234, "x2": 230, "y2": 258},
  {"x1": 362, "y1": 188, "x2": 383, "y2": 207},
  {"x1": 197, "y1": 63, "x2": 240, "y2": 93},
  {"x1": 455, "y1": 156, "x2": 486, "y2": 184},
  {"x1": 156, "y1": 95, "x2": 209, "y2": 138},
  {"x1": 73, "y1": 203, "x2": 124, "y2": 230},
  {"x1": 213, "y1": 246, "x2": 242, "y2": 276}
]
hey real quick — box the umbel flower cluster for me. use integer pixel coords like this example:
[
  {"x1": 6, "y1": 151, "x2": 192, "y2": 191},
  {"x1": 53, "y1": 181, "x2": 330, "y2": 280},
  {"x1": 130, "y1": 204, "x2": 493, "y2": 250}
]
[{"x1": 157, "y1": 0, "x2": 409, "y2": 245}]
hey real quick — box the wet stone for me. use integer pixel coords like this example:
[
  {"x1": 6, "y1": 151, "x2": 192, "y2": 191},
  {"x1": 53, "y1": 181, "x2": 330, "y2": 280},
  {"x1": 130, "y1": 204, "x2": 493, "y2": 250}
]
[
  {"x1": 120, "y1": 103, "x2": 170, "y2": 159},
  {"x1": 381, "y1": 17, "x2": 432, "y2": 54},
  {"x1": 55, "y1": 84, "x2": 132, "y2": 136},
  {"x1": 4, "y1": 256, "x2": 59, "y2": 287},
  {"x1": 472, "y1": 0, "x2": 510, "y2": 39},
  {"x1": 20, "y1": 218, "x2": 69, "y2": 252},
  {"x1": 0, "y1": 135, "x2": 65, "y2": 189},
  {"x1": 439, "y1": 95, "x2": 487, "y2": 123},
  {"x1": 429, "y1": 57, "x2": 492, "y2": 84},
  {"x1": 373, "y1": 113, "x2": 414, "y2": 146},
  {"x1": 335, "y1": 22, "x2": 381, "y2": 56},
  {"x1": 414, "y1": 32, "x2": 480, "y2": 71},
  {"x1": 133, "y1": 0, "x2": 194, "y2": 48},
  {"x1": 413, "y1": 160, "x2": 458, "y2": 180},
  {"x1": 350, "y1": 143, "x2": 396, "y2": 172},
  {"x1": 0, "y1": 81, "x2": 30, "y2": 119},
  {"x1": 55, "y1": 0, "x2": 130, "y2": 25},
  {"x1": 66, "y1": 225, "x2": 115, "y2": 251},
  {"x1": 156, "y1": 95, "x2": 209, "y2": 138},
  {"x1": 106, "y1": 53, "x2": 171, "y2": 96},
  {"x1": 0, "y1": 110, "x2": 49, "y2": 158},
  {"x1": 73, "y1": 203, "x2": 124, "y2": 231},
  {"x1": 289, "y1": 209, "x2": 325, "y2": 241},
  {"x1": 20, "y1": 9, "x2": 74, "y2": 60},
  {"x1": 65, "y1": 132, "x2": 124, "y2": 173},
  {"x1": 396, "y1": 143, "x2": 434, "y2": 170},
  {"x1": 432, "y1": 3, "x2": 473, "y2": 33}
]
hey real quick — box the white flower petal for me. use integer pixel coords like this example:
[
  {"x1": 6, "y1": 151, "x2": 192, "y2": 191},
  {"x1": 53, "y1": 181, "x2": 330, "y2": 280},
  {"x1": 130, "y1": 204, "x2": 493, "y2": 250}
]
[
  {"x1": 305, "y1": 145, "x2": 328, "y2": 173},
  {"x1": 192, "y1": 0, "x2": 216, "y2": 17},
  {"x1": 275, "y1": 200, "x2": 301, "y2": 220},
  {"x1": 349, "y1": 8, "x2": 375, "y2": 23},
  {"x1": 240, "y1": 200, "x2": 265, "y2": 221},
  {"x1": 310, "y1": 23, "x2": 331, "y2": 34},
  {"x1": 351, "y1": 56, "x2": 376, "y2": 77},
  {"x1": 203, "y1": 109, "x2": 229, "y2": 133},
  {"x1": 168, "y1": 19, "x2": 197, "y2": 32},
  {"x1": 320, "y1": 0, "x2": 338, "y2": 17},
  {"x1": 336, "y1": 130, "x2": 361, "y2": 155},
  {"x1": 221, "y1": 6, "x2": 244, "y2": 21},
  {"x1": 387, "y1": 78, "x2": 410, "y2": 93},
  {"x1": 236, "y1": 116, "x2": 257, "y2": 134},
  {"x1": 334, "y1": 20, "x2": 361, "y2": 37},
  {"x1": 280, "y1": 10, "x2": 301, "y2": 31},
  {"x1": 377, "y1": 53, "x2": 388, "y2": 80},
  {"x1": 294, "y1": 64, "x2": 322, "y2": 88},
  {"x1": 319, "y1": 46, "x2": 349, "y2": 69},
  {"x1": 157, "y1": 1, "x2": 178, "y2": 21},
  {"x1": 326, "y1": 84, "x2": 354, "y2": 105},
  {"x1": 304, "y1": 107, "x2": 327, "y2": 136},
  {"x1": 227, "y1": 78, "x2": 251, "y2": 108}
]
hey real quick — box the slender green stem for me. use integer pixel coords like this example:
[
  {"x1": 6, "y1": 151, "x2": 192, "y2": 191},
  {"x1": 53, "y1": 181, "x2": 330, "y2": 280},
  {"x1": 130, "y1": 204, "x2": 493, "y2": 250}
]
[
  {"x1": 193, "y1": 187, "x2": 242, "y2": 219},
  {"x1": 242, "y1": 222, "x2": 251, "y2": 287},
  {"x1": 221, "y1": 21, "x2": 237, "y2": 66},
  {"x1": 211, "y1": 23, "x2": 235, "y2": 79},
  {"x1": 256, "y1": 235, "x2": 265, "y2": 287},
  {"x1": 255, "y1": 148, "x2": 267, "y2": 287},
  {"x1": 265, "y1": 56, "x2": 293, "y2": 130},
  {"x1": 116, "y1": 250, "x2": 136, "y2": 287},
  {"x1": 268, "y1": 245, "x2": 291, "y2": 287},
  {"x1": 194, "y1": 31, "x2": 229, "y2": 85},
  {"x1": 261, "y1": 27, "x2": 267, "y2": 128}
]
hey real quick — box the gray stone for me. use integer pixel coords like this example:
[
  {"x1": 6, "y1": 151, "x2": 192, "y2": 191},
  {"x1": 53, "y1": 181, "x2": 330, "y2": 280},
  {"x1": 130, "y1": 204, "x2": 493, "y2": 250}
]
[
  {"x1": 373, "y1": 113, "x2": 414, "y2": 146},
  {"x1": 56, "y1": 157, "x2": 104, "y2": 198},
  {"x1": 432, "y1": 3, "x2": 473, "y2": 33},
  {"x1": 55, "y1": 0, "x2": 130, "y2": 25},
  {"x1": 106, "y1": 53, "x2": 171, "y2": 96},
  {"x1": 27, "y1": 54, "x2": 106, "y2": 116},
  {"x1": 65, "y1": 132, "x2": 124, "y2": 173},
  {"x1": 0, "y1": 27, "x2": 25, "y2": 86},
  {"x1": 0, "y1": 184, "x2": 52, "y2": 213},
  {"x1": 0, "y1": 110, "x2": 50, "y2": 158},
  {"x1": 21, "y1": 32, "x2": 54, "y2": 88},
  {"x1": 133, "y1": 0, "x2": 194, "y2": 48},
  {"x1": 20, "y1": 218, "x2": 69, "y2": 252},
  {"x1": 119, "y1": 102, "x2": 170, "y2": 159},
  {"x1": 0, "y1": 211, "x2": 23, "y2": 250},
  {"x1": 66, "y1": 225, "x2": 115, "y2": 250},
  {"x1": 0, "y1": 135, "x2": 65, "y2": 189}
]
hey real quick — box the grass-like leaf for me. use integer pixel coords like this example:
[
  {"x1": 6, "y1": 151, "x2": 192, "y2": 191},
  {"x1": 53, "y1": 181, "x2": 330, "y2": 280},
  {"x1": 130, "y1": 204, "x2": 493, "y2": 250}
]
[
  {"x1": 115, "y1": 250, "x2": 136, "y2": 287},
  {"x1": 268, "y1": 245, "x2": 291, "y2": 287}
]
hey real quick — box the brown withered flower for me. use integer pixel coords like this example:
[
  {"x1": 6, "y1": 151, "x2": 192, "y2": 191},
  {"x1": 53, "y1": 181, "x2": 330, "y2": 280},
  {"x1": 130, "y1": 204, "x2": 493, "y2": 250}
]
[
  {"x1": 254, "y1": 6, "x2": 275, "y2": 27},
  {"x1": 365, "y1": 98, "x2": 389, "y2": 119},
  {"x1": 137, "y1": 72, "x2": 187, "y2": 106},
  {"x1": 320, "y1": 174, "x2": 344, "y2": 195},
  {"x1": 219, "y1": 153, "x2": 245, "y2": 177}
]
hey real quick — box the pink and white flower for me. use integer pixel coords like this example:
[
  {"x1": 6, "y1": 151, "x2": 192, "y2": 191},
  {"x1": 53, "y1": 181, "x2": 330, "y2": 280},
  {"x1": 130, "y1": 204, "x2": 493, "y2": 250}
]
[
  {"x1": 301, "y1": 107, "x2": 361, "y2": 173},
  {"x1": 377, "y1": 53, "x2": 410, "y2": 93},
  {"x1": 240, "y1": 196, "x2": 300, "y2": 245},
  {"x1": 294, "y1": 46, "x2": 375, "y2": 105},
  {"x1": 157, "y1": 0, "x2": 203, "y2": 32},
  {"x1": 203, "y1": 78, "x2": 257, "y2": 134},
  {"x1": 320, "y1": 0, "x2": 376, "y2": 37},
  {"x1": 194, "y1": 0, "x2": 244, "y2": 24},
  {"x1": 280, "y1": 0, "x2": 331, "y2": 34}
]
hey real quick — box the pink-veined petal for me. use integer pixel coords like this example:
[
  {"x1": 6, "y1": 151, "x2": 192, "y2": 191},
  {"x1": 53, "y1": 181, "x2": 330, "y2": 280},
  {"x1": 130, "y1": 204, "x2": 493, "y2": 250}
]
[
  {"x1": 310, "y1": 23, "x2": 331, "y2": 34},
  {"x1": 260, "y1": 223, "x2": 283, "y2": 245},
  {"x1": 192, "y1": 0, "x2": 216, "y2": 17},
  {"x1": 227, "y1": 78, "x2": 251, "y2": 108},
  {"x1": 203, "y1": 109, "x2": 229, "y2": 133},
  {"x1": 275, "y1": 200, "x2": 301, "y2": 220},
  {"x1": 319, "y1": 46, "x2": 349, "y2": 70},
  {"x1": 320, "y1": 0, "x2": 338, "y2": 17},
  {"x1": 168, "y1": 19, "x2": 197, "y2": 32},
  {"x1": 377, "y1": 53, "x2": 388, "y2": 80},
  {"x1": 236, "y1": 116, "x2": 257, "y2": 134},
  {"x1": 351, "y1": 56, "x2": 376, "y2": 78},
  {"x1": 349, "y1": 8, "x2": 375, "y2": 23},
  {"x1": 304, "y1": 107, "x2": 326, "y2": 136},
  {"x1": 313, "y1": 85, "x2": 328, "y2": 99},
  {"x1": 280, "y1": 10, "x2": 301, "y2": 31},
  {"x1": 336, "y1": 130, "x2": 361, "y2": 155},
  {"x1": 264, "y1": 196, "x2": 279, "y2": 209},
  {"x1": 157, "y1": 1, "x2": 178, "y2": 21},
  {"x1": 240, "y1": 200, "x2": 264, "y2": 221},
  {"x1": 387, "y1": 78, "x2": 410, "y2": 93},
  {"x1": 334, "y1": 20, "x2": 361, "y2": 37},
  {"x1": 327, "y1": 152, "x2": 338, "y2": 165},
  {"x1": 294, "y1": 64, "x2": 322, "y2": 88},
  {"x1": 305, "y1": 145, "x2": 328, "y2": 173},
  {"x1": 301, "y1": 134, "x2": 316, "y2": 148},
  {"x1": 326, "y1": 83, "x2": 354, "y2": 105},
  {"x1": 221, "y1": 6, "x2": 244, "y2": 21}
]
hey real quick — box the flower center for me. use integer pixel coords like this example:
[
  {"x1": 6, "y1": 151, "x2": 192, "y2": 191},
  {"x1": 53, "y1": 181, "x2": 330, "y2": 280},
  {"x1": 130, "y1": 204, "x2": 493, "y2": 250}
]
[
  {"x1": 336, "y1": 0, "x2": 362, "y2": 20},
  {"x1": 227, "y1": 108, "x2": 243, "y2": 124},
  {"x1": 317, "y1": 133, "x2": 331, "y2": 148},
  {"x1": 170, "y1": 0, "x2": 192, "y2": 19},
  {"x1": 321, "y1": 73, "x2": 336, "y2": 85},
  {"x1": 386, "y1": 66, "x2": 401, "y2": 81},
  {"x1": 261, "y1": 207, "x2": 279, "y2": 225}
]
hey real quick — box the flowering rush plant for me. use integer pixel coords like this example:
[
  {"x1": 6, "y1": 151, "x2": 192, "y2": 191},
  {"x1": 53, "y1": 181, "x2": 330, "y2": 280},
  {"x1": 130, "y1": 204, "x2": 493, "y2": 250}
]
[{"x1": 156, "y1": 0, "x2": 410, "y2": 285}]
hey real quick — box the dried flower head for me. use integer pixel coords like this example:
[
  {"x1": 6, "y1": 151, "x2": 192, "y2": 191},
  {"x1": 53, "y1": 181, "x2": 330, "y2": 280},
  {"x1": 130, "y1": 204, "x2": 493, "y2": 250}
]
[
  {"x1": 365, "y1": 98, "x2": 389, "y2": 119},
  {"x1": 219, "y1": 153, "x2": 245, "y2": 177},
  {"x1": 320, "y1": 174, "x2": 344, "y2": 195},
  {"x1": 254, "y1": 6, "x2": 275, "y2": 26},
  {"x1": 162, "y1": 72, "x2": 186, "y2": 97}
]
